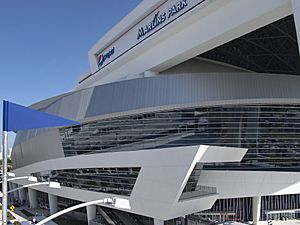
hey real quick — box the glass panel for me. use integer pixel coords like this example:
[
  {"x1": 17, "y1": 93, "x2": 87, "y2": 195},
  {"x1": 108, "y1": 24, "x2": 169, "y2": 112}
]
[
  {"x1": 60, "y1": 104, "x2": 300, "y2": 171},
  {"x1": 32, "y1": 167, "x2": 140, "y2": 196}
]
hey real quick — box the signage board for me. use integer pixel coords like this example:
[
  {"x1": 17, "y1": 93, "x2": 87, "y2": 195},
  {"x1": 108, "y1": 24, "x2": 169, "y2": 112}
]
[
  {"x1": 10, "y1": 204, "x2": 15, "y2": 212},
  {"x1": 83, "y1": 0, "x2": 208, "y2": 82}
]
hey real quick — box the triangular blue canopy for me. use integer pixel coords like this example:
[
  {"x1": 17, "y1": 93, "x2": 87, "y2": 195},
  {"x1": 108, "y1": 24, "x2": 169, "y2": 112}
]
[{"x1": 3, "y1": 100, "x2": 79, "y2": 132}]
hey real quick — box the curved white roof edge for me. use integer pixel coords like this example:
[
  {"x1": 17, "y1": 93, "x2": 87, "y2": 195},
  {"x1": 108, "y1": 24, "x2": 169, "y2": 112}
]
[
  {"x1": 88, "y1": 0, "x2": 166, "y2": 57},
  {"x1": 78, "y1": 0, "x2": 295, "y2": 90}
]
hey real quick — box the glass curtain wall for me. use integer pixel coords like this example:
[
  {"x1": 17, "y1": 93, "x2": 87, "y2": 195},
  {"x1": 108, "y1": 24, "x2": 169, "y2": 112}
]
[
  {"x1": 60, "y1": 104, "x2": 300, "y2": 171},
  {"x1": 32, "y1": 167, "x2": 140, "y2": 196},
  {"x1": 199, "y1": 194, "x2": 300, "y2": 222}
]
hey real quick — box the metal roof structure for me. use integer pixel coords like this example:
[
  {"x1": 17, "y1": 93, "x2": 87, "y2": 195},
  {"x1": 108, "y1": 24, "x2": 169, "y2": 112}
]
[{"x1": 201, "y1": 15, "x2": 300, "y2": 75}]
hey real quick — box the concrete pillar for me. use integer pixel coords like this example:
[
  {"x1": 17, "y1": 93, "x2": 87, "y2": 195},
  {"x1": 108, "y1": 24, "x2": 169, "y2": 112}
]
[
  {"x1": 253, "y1": 196, "x2": 261, "y2": 225},
  {"x1": 87, "y1": 205, "x2": 97, "y2": 225},
  {"x1": 48, "y1": 194, "x2": 58, "y2": 215},
  {"x1": 8, "y1": 182, "x2": 12, "y2": 191},
  {"x1": 13, "y1": 183, "x2": 19, "y2": 199},
  {"x1": 154, "y1": 218, "x2": 164, "y2": 225},
  {"x1": 292, "y1": 0, "x2": 300, "y2": 50},
  {"x1": 28, "y1": 188, "x2": 38, "y2": 208},
  {"x1": 144, "y1": 70, "x2": 158, "y2": 77},
  {"x1": 8, "y1": 183, "x2": 14, "y2": 203},
  {"x1": 8, "y1": 183, "x2": 13, "y2": 198},
  {"x1": 25, "y1": 189, "x2": 29, "y2": 202},
  {"x1": 18, "y1": 187, "x2": 26, "y2": 202}
]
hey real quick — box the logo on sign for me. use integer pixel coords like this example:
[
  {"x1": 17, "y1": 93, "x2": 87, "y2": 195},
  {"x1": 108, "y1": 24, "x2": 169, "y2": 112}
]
[
  {"x1": 137, "y1": 0, "x2": 188, "y2": 40},
  {"x1": 97, "y1": 47, "x2": 115, "y2": 67}
]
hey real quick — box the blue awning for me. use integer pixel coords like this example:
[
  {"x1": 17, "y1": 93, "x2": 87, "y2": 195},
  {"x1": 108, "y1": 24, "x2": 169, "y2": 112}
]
[{"x1": 3, "y1": 100, "x2": 79, "y2": 132}]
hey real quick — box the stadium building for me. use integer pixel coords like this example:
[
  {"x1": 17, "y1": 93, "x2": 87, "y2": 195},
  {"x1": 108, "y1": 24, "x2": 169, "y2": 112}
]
[{"x1": 10, "y1": 0, "x2": 300, "y2": 224}]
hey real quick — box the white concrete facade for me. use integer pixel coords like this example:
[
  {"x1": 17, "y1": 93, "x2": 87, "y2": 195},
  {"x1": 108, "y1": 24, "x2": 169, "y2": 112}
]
[
  {"x1": 253, "y1": 196, "x2": 261, "y2": 225},
  {"x1": 12, "y1": 183, "x2": 19, "y2": 199},
  {"x1": 18, "y1": 188, "x2": 26, "y2": 203},
  {"x1": 11, "y1": 0, "x2": 300, "y2": 223},
  {"x1": 12, "y1": 145, "x2": 247, "y2": 220},
  {"x1": 78, "y1": 0, "x2": 293, "y2": 88},
  {"x1": 86, "y1": 205, "x2": 96, "y2": 225},
  {"x1": 28, "y1": 188, "x2": 38, "y2": 209},
  {"x1": 292, "y1": 0, "x2": 300, "y2": 49},
  {"x1": 154, "y1": 218, "x2": 164, "y2": 225},
  {"x1": 48, "y1": 194, "x2": 58, "y2": 215}
]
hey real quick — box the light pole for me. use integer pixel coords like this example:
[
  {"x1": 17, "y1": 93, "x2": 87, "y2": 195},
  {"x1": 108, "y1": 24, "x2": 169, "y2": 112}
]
[
  {"x1": 2, "y1": 129, "x2": 8, "y2": 225},
  {"x1": 9, "y1": 176, "x2": 38, "y2": 182},
  {"x1": 3, "y1": 176, "x2": 38, "y2": 183},
  {"x1": 35, "y1": 197, "x2": 130, "y2": 225},
  {"x1": 0, "y1": 181, "x2": 61, "y2": 197},
  {"x1": 1, "y1": 100, "x2": 79, "y2": 225}
]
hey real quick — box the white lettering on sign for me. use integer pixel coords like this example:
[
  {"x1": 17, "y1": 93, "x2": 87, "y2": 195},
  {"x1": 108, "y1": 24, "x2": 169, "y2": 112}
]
[
  {"x1": 85, "y1": 0, "x2": 207, "y2": 81},
  {"x1": 137, "y1": 0, "x2": 188, "y2": 40}
]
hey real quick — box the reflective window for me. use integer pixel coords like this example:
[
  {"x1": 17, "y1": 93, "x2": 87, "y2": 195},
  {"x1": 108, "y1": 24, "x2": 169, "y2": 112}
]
[
  {"x1": 32, "y1": 167, "x2": 140, "y2": 196},
  {"x1": 181, "y1": 163, "x2": 217, "y2": 199},
  {"x1": 60, "y1": 104, "x2": 300, "y2": 171},
  {"x1": 200, "y1": 194, "x2": 300, "y2": 222}
]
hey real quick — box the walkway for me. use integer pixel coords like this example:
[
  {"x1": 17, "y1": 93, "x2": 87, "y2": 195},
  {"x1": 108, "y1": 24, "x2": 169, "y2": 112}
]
[
  {"x1": 258, "y1": 220, "x2": 300, "y2": 225},
  {"x1": 13, "y1": 206, "x2": 58, "y2": 225}
]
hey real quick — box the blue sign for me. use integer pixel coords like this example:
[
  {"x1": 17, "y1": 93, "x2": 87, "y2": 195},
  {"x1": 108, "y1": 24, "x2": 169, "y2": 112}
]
[{"x1": 97, "y1": 47, "x2": 115, "y2": 67}]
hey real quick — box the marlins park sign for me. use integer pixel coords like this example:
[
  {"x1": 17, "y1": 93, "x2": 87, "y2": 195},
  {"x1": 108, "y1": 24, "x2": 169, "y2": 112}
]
[
  {"x1": 89, "y1": 0, "x2": 207, "y2": 74},
  {"x1": 137, "y1": 0, "x2": 188, "y2": 40}
]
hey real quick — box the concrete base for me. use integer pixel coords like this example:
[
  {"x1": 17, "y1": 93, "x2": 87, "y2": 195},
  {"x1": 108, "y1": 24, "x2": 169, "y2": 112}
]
[
  {"x1": 154, "y1": 218, "x2": 164, "y2": 225},
  {"x1": 13, "y1": 183, "x2": 19, "y2": 199},
  {"x1": 18, "y1": 188, "x2": 26, "y2": 203},
  {"x1": 87, "y1": 205, "x2": 96, "y2": 225},
  {"x1": 28, "y1": 188, "x2": 38, "y2": 208},
  {"x1": 48, "y1": 194, "x2": 58, "y2": 215},
  {"x1": 253, "y1": 196, "x2": 261, "y2": 225}
]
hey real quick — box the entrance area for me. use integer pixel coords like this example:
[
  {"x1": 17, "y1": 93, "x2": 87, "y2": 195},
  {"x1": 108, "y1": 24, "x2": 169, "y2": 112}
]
[{"x1": 266, "y1": 209, "x2": 300, "y2": 221}]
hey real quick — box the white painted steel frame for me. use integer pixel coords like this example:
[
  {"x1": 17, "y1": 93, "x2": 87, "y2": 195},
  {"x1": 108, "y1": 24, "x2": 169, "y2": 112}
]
[{"x1": 11, "y1": 145, "x2": 247, "y2": 220}]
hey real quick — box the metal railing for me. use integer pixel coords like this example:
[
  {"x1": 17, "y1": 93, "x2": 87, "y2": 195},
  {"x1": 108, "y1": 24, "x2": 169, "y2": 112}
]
[{"x1": 180, "y1": 185, "x2": 217, "y2": 200}]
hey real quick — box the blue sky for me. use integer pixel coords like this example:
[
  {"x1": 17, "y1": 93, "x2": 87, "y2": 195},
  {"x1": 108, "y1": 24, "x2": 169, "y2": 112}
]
[{"x1": 0, "y1": 0, "x2": 141, "y2": 147}]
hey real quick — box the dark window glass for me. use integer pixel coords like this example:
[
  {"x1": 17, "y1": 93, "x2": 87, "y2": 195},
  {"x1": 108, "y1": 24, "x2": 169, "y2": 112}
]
[
  {"x1": 32, "y1": 167, "x2": 140, "y2": 196},
  {"x1": 60, "y1": 104, "x2": 300, "y2": 171}
]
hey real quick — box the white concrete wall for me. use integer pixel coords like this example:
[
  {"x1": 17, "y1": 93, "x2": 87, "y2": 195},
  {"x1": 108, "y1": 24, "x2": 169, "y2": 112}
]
[
  {"x1": 11, "y1": 145, "x2": 246, "y2": 220},
  {"x1": 28, "y1": 188, "x2": 38, "y2": 208},
  {"x1": 48, "y1": 194, "x2": 58, "y2": 215},
  {"x1": 78, "y1": 0, "x2": 292, "y2": 89},
  {"x1": 87, "y1": 205, "x2": 96, "y2": 225},
  {"x1": 292, "y1": 0, "x2": 300, "y2": 50},
  {"x1": 253, "y1": 196, "x2": 261, "y2": 225},
  {"x1": 198, "y1": 170, "x2": 300, "y2": 199}
]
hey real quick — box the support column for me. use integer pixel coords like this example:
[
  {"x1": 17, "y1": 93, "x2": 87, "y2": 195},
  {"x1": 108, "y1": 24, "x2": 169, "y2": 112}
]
[
  {"x1": 25, "y1": 189, "x2": 29, "y2": 202},
  {"x1": 8, "y1": 183, "x2": 14, "y2": 203},
  {"x1": 87, "y1": 205, "x2": 97, "y2": 225},
  {"x1": 28, "y1": 188, "x2": 38, "y2": 208},
  {"x1": 8, "y1": 183, "x2": 13, "y2": 199},
  {"x1": 18, "y1": 187, "x2": 26, "y2": 203},
  {"x1": 48, "y1": 194, "x2": 58, "y2": 215},
  {"x1": 13, "y1": 183, "x2": 19, "y2": 199},
  {"x1": 154, "y1": 218, "x2": 164, "y2": 225},
  {"x1": 292, "y1": 0, "x2": 300, "y2": 50},
  {"x1": 253, "y1": 196, "x2": 261, "y2": 225}
]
